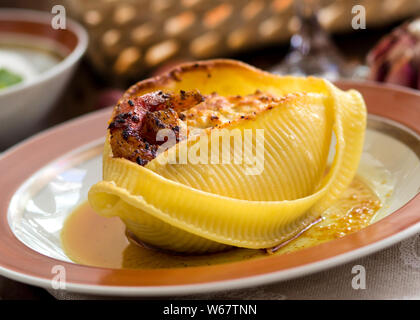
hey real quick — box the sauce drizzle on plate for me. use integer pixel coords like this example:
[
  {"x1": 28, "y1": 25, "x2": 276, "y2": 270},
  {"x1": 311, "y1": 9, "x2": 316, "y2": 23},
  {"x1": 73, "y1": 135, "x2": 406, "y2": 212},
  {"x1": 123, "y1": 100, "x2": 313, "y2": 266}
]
[{"x1": 61, "y1": 176, "x2": 381, "y2": 269}]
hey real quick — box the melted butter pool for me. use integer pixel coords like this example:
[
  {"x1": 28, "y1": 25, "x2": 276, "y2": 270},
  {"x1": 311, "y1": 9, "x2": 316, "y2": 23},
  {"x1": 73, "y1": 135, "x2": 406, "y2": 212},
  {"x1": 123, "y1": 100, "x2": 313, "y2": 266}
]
[{"x1": 61, "y1": 176, "x2": 381, "y2": 269}]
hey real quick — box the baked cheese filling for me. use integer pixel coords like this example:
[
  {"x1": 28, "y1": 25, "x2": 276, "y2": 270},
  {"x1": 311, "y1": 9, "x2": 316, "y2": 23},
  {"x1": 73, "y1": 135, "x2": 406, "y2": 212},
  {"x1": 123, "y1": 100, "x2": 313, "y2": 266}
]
[{"x1": 108, "y1": 89, "x2": 282, "y2": 166}]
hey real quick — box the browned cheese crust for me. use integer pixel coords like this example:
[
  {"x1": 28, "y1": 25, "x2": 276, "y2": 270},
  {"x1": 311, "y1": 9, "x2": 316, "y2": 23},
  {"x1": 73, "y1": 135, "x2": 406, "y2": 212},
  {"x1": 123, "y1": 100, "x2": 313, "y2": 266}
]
[{"x1": 108, "y1": 89, "x2": 282, "y2": 166}]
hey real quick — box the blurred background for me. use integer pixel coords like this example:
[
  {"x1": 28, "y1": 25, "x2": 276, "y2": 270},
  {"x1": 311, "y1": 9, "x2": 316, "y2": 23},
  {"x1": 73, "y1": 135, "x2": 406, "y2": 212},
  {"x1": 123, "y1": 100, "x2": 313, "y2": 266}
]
[{"x1": 1, "y1": 0, "x2": 420, "y2": 150}]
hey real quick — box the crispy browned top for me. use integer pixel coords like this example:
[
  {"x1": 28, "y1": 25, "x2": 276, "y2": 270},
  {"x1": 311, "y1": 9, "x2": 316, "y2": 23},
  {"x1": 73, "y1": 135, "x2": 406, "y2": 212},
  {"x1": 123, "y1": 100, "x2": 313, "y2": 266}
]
[{"x1": 109, "y1": 90, "x2": 281, "y2": 166}]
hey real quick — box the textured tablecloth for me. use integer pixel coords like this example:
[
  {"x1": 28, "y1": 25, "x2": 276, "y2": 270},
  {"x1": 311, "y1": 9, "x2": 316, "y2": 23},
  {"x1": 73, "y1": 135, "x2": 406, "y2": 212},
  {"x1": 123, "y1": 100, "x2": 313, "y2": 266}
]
[{"x1": 40, "y1": 233, "x2": 420, "y2": 300}]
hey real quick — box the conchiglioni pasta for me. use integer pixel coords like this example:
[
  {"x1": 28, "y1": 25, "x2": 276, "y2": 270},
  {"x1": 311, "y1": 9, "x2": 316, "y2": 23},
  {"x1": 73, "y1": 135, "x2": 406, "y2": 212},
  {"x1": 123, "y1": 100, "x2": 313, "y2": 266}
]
[{"x1": 88, "y1": 60, "x2": 366, "y2": 253}]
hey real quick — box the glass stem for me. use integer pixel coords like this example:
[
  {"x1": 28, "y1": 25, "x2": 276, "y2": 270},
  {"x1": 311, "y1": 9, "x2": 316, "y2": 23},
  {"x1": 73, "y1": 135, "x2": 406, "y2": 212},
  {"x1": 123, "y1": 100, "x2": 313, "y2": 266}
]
[{"x1": 292, "y1": 0, "x2": 331, "y2": 57}]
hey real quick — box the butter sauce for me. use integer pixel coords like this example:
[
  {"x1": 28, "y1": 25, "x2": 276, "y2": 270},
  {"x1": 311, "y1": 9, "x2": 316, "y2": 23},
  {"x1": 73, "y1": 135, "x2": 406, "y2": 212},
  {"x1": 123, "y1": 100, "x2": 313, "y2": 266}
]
[{"x1": 61, "y1": 176, "x2": 381, "y2": 269}]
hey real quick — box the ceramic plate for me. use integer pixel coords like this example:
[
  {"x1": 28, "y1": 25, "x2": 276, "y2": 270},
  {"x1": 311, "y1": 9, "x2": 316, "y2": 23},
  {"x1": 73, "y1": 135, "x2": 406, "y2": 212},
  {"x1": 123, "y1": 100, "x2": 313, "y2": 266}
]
[{"x1": 0, "y1": 81, "x2": 419, "y2": 297}]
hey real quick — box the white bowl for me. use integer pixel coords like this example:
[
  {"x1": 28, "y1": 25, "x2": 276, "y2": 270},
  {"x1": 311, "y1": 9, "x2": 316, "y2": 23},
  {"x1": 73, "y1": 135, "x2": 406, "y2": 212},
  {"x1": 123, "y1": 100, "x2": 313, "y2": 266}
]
[{"x1": 0, "y1": 9, "x2": 88, "y2": 148}]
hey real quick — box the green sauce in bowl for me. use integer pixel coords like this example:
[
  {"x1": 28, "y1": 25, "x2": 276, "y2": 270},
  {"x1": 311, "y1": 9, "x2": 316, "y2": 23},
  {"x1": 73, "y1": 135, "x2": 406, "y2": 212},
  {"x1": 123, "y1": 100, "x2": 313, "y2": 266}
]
[
  {"x1": 0, "y1": 43, "x2": 64, "y2": 91},
  {"x1": 0, "y1": 68, "x2": 23, "y2": 89}
]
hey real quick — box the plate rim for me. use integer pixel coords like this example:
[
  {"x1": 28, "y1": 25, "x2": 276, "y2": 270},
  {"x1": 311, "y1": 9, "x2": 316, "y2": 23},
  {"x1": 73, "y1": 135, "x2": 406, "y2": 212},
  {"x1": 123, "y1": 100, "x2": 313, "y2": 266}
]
[{"x1": 0, "y1": 81, "x2": 420, "y2": 297}]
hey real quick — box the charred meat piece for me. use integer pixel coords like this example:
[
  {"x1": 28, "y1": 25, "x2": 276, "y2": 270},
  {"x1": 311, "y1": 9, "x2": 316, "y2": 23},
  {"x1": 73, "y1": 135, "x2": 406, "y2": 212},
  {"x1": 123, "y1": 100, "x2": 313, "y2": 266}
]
[
  {"x1": 109, "y1": 90, "x2": 203, "y2": 165},
  {"x1": 110, "y1": 129, "x2": 158, "y2": 165},
  {"x1": 140, "y1": 108, "x2": 181, "y2": 145}
]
